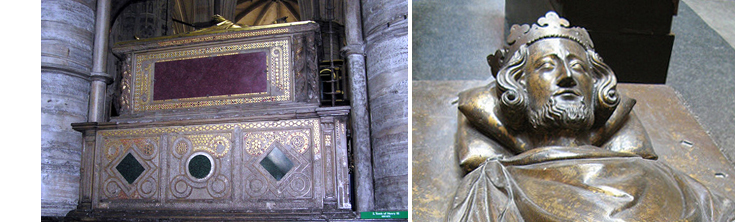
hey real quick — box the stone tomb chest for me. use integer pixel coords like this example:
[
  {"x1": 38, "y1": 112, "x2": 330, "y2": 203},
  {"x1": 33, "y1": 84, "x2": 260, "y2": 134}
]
[{"x1": 72, "y1": 22, "x2": 352, "y2": 220}]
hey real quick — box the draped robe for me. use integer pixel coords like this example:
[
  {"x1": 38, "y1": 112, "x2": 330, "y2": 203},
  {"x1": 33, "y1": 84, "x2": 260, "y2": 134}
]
[{"x1": 449, "y1": 83, "x2": 735, "y2": 222}]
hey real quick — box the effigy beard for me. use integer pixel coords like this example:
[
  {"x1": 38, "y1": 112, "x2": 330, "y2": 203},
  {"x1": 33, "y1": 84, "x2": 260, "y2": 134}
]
[
  {"x1": 447, "y1": 146, "x2": 735, "y2": 222},
  {"x1": 527, "y1": 98, "x2": 594, "y2": 130}
]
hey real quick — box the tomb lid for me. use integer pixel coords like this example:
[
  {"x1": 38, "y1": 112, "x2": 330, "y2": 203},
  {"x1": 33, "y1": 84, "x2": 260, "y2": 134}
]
[
  {"x1": 113, "y1": 21, "x2": 318, "y2": 54},
  {"x1": 110, "y1": 20, "x2": 321, "y2": 120}
]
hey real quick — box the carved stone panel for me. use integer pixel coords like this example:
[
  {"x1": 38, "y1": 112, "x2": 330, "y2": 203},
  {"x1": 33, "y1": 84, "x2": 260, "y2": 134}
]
[
  {"x1": 240, "y1": 120, "x2": 321, "y2": 209},
  {"x1": 167, "y1": 132, "x2": 233, "y2": 203},
  {"x1": 90, "y1": 117, "x2": 353, "y2": 211},
  {"x1": 97, "y1": 136, "x2": 161, "y2": 205}
]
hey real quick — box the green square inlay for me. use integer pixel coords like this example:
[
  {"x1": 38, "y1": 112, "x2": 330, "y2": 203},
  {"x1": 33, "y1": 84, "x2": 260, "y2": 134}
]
[
  {"x1": 259, "y1": 145, "x2": 294, "y2": 181},
  {"x1": 116, "y1": 153, "x2": 145, "y2": 184}
]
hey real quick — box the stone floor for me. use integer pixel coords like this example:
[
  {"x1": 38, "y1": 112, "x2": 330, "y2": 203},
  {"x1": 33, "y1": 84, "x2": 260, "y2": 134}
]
[
  {"x1": 668, "y1": 0, "x2": 735, "y2": 166},
  {"x1": 684, "y1": 0, "x2": 735, "y2": 50},
  {"x1": 412, "y1": 0, "x2": 735, "y2": 166}
]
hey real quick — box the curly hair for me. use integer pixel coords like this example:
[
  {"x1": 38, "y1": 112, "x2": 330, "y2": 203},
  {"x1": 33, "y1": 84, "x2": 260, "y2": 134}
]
[{"x1": 494, "y1": 44, "x2": 620, "y2": 130}]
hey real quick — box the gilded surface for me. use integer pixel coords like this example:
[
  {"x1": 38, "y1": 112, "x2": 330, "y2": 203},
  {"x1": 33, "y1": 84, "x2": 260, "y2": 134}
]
[
  {"x1": 114, "y1": 21, "x2": 313, "y2": 47},
  {"x1": 168, "y1": 133, "x2": 232, "y2": 200},
  {"x1": 244, "y1": 130, "x2": 311, "y2": 155},
  {"x1": 445, "y1": 12, "x2": 735, "y2": 221},
  {"x1": 156, "y1": 28, "x2": 289, "y2": 47},
  {"x1": 186, "y1": 15, "x2": 243, "y2": 34},
  {"x1": 118, "y1": 56, "x2": 132, "y2": 114},
  {"x1": 95, "y1": 118, "x2": 323, "y2": 208},
  {"x1": 101, "y1": 137, "x2": 160, "y2": 201},
  {"x1": 130, "y1": 39, "x2": 291, "y2": 112}
]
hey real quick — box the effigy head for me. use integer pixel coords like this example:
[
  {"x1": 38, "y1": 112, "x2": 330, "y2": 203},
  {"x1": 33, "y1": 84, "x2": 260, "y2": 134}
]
[{"x1": 489, "y1": 12, "x2": 619, "y2": 131}]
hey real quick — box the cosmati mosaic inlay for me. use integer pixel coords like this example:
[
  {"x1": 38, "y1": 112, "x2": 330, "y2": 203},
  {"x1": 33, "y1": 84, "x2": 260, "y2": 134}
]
[
  {"x1": 155, "y1": 28, "x2": 290, "y2": 47},
  {"x1": 97, "y1": 119, "x2": 320, "y2": 202},
  {"x1": 99, "y1": 119, "x2": 320, "y2": 151}
]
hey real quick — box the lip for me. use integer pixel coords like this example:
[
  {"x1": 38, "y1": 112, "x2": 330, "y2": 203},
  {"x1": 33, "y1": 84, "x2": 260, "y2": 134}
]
[{"x1": 553, "y1": 89, "x2": 581, "y2": 97}]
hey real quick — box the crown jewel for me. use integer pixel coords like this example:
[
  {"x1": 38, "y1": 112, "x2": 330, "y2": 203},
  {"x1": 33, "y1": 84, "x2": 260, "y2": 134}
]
[{"x1": 489, "y1": 11, "x2": 594, "y2": 76}]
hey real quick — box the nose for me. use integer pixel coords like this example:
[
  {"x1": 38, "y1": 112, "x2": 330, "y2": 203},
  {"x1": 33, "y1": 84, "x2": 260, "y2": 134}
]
[{"x1": 557, "y1": 64, "x2": 577, "y2": 88}]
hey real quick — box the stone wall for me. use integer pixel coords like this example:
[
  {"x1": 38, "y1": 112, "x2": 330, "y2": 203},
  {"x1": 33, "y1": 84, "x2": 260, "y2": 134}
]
[
  {"x1": 41, "y1": 0, "x2": 95, "y2": 216},
  {"x1": 361, "y1": 0, "x2": 409, "y2": 211}
]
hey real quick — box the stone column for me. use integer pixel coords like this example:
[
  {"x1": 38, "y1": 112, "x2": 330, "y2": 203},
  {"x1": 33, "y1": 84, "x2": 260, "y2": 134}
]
[
  {"x1": 342, "y1": 0, "x2": 374, "y2": 212},
  {"x1": 361, "y1": 0, "x2": 409, "y2": 211},
  {"x1": 41, "y1": 0, "x2": 96, "y2": 216},
  {"x1": 88, "y1": 0, "x2": 112, "y2": 122}
]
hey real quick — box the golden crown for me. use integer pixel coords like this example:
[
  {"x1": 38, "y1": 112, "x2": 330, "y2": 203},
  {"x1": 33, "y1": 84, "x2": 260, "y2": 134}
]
[{"x1": 489, "y1": 11, "x2": 594, "y2": 76}]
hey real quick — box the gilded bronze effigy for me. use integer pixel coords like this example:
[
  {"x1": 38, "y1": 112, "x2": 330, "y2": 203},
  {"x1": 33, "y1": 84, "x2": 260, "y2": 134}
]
[{"x1": 448, "y1": 11, "x2": 735, "y2": 222}]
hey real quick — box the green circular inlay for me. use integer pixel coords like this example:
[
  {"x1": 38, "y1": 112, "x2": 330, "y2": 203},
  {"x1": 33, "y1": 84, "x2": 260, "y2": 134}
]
[{"x1": 188, "y1": 154, "x2": 212, "y2": 179}]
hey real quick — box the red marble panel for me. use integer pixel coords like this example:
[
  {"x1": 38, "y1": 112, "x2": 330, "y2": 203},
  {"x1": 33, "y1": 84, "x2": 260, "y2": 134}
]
[{"x1": 153, "y1": 51, "x2": 268, "y2": 101}]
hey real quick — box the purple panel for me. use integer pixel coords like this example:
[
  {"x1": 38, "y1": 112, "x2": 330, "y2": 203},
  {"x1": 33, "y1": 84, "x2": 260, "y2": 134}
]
[{"x1": 153, "y1": 51, "x2": 268, "y2": 101}]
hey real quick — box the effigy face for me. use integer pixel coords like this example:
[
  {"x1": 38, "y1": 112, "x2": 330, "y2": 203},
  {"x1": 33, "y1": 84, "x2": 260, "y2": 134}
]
[
  {"x1": 522, "y1": 38, "x2": 595, "y2": 131},
  {"x1": 447, "y1": 11, "x2": 735, "y2": 222}
]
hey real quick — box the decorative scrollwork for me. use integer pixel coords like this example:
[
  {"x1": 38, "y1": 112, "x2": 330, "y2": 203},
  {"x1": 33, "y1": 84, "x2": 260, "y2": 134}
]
[
  {"x1": 103, "y1": 179, "x2": 124, "y2": 198},
  {"x1": 170, "y1": 175, "x2": 193, "y2": 199},
  {"x1": 100, "y1": 136, "x2": 159, "y2": 201},
  {"x1": 286, "y1": 172, "x2": 312, "y2": 197},
  {"x1": 172, "y1": 138, "x2": 191, "y2": 158},
  {"x1": 97, "y1": 119, "x2": 322, "y2": 204},
  {"x1": 136, "y1": 138, "x2": 158, "y2": 159},
  {"x1": 206, "y1": 174, "x2": 230, "y2": 199},
  {"x1": 292, "y1": 33, "x2": 319, "y2": 103},
  {"x1": 207, "y1": 135, "x2": 231, "y2": 158},
  {"x1": 118, "y1": 55, "x2": 132, "y2": 114},
  {"x1": 105, "y1": 140, "x2": 123, "y2": 161},
  {"x1": 137, "y1": 177, "x2": 157, "y2": 199},
  {"x1": 287, "y1": 131, "x2": 309, "y2": 154},
  {"x1": 244, "y1": 174, "x2": 268, "y2": 197}
]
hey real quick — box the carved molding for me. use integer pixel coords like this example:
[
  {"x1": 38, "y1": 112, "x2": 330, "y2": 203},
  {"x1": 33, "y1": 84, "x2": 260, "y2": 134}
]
[{"x1": 293, "y1": 32, "x2": 320, "y2": 104}]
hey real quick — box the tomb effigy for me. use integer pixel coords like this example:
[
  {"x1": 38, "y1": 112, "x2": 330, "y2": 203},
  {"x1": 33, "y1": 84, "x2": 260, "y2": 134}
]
[{"x1": 440, "y1": 12, "x2": 735, "y2": 222}]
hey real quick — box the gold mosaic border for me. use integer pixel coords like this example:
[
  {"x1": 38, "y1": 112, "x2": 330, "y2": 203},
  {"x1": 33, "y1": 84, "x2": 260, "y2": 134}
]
[
  {"x1": 131, "y1": 39, "x2": 291, "y2": 112},
  {"x1": 98, "y1": 119, "x2": 321, "y2": 154},
  {"x1": 155, "y1": 28, "x2": 290, "y2": 47}
]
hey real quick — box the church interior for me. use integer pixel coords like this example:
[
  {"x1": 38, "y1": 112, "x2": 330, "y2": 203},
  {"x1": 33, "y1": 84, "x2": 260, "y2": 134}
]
[{"x1": 41, "y1": 0, "x2": 407, "y2": 220}]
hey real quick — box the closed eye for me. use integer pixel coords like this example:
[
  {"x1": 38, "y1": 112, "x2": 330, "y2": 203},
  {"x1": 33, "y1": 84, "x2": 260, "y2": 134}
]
[
  {"x1": 570, "y1": 62, "x2": 585, "y2": 72},
  {"x1": 537, "y1": 59, "x2": 555, "y2": 71}
]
